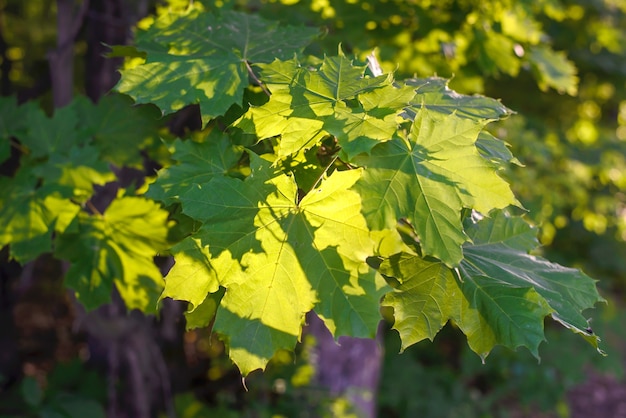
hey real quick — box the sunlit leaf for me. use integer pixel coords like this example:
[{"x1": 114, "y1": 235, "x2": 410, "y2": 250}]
[
  {"x1": 0, "y1": 173, "x2": 80, "y2": 262},
  {"x1": 177, "y1": 153, "x2": 385, "y2": 374},
  {"x1": 236, "y1": 55, "x2": 397, "y2": 159}
]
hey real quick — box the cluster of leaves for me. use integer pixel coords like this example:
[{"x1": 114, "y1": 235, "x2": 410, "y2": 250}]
[
  {"x1": 247, "y1": 0, "x2": 626, "y2": 275},
  {"x1": 107, "y1": 6, "x2": 603, "y2": 375},
  {"x1": 284, "y1": 0, "x2": 626, "y2": 291},
  {"x1": 0, "y1": 94, "x2": 171, "y2": 313}
]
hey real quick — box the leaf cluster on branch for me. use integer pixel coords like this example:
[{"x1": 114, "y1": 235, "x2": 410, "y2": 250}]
[{"x1": 0, "y1": 5, "x2": 604, "y2": 376}]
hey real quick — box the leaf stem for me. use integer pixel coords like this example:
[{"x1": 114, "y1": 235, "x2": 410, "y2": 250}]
[
  {"x1": 9, "y1": 138, "x2": 28, "y2": 154},
  {"x1": 86, "y1": 200, "x2": 102, "y2": 216},
  {"x1": 307, "y1": 153, "x2": 339, "y2": 195},
  {"x1": 245, "y1": 60, "x2": 271, "y2": 96}
]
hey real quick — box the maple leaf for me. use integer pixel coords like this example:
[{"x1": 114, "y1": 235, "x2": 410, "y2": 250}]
[
  {"x1": 379, "y1": 253, "x2": 452, "y2": 349},
  {"x1": 0, "y1": 173, "x2": 80, "y2": 263},
  {"x1": 353, "y1": 109, "x2": 517, "y2": 266},
  {"x1": 145, "y1": 130, "x2": 244, "y2": 206},
  {"x1": 55, "y1": 197, "x2": 171, "y2": 313},
  {"x1": 0, "y1": 96, "x2": 36, "y2": 164},
  {"x1": 115, "y1": 10, "x2": 319, "y2": 125},
  {"x1": 20, "y1": 105, "x2": 89, "y2": 159},
  {"x1": 236, "y1": 54, "x2": 406, "y2": 159},
  {"x1": 528, "y1": 46, "x2": 578, "y2": 95},
  {"x1": 380, "y1": 211, "x2": 604, "y2": 358},
  {"x1": 459, "y1": 211, "x2": 604, "y2": 353},
  {"x1": 73, "y1": 94, "x2": 162, "y2": 167},
  {"x1": 174, "y1": 153, "x2": 387, "y2": 374}
]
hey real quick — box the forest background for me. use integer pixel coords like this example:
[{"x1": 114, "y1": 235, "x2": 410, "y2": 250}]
[{"x1": 0, "y1": 0, "x2": 625, "y2": 417}]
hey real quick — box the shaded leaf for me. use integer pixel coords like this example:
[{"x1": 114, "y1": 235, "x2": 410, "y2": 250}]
[
  {"x1": 20, "y1": 105, "x2": 87, "y2": 159},
  {"x1": 73, "y1": 94, "x2": 162, "y2": 167},
  {"x1": 528, "y1": 46, "x2": 578, "y2": 95},
  {"x1": 450, "y1": 275, "x2": 552, "y2": 360},
  {"x1": 476, "y1": 131, "x2": 523, "y2": 167},
  {"x1": 55, "y1": 197, "x2": 170, "y2": 313},
  {"x1": 460, "y1": 211, "x2": 604, "y2": 351},
  {"x1": 145, "y1": 130, "x2": 244, "y2": 206},
  {"x1": 379, "y1": 211, "x2": 603, "y2": 358}
]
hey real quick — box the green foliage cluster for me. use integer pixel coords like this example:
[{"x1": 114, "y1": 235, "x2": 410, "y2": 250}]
[
  {"x1": 0, "y1": 94, "x2": 170, "y2": 312},
  {"x1": 112, "y1": 4, "x2": 605, "y2": 376},
  {"x1": 0, "y1": 0, "x2": 617, "y2": 397},
  {"x1": 245, "y1": 0, "x2": 626, "y2": 286}
]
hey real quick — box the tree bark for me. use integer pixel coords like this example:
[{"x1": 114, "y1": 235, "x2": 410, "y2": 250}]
[
  {"x1": 49, "y1": 0, "x2": 88, "y2": 107},
  {"x1": 306, "y1": 312, "x2": 384, "y2": 418}
]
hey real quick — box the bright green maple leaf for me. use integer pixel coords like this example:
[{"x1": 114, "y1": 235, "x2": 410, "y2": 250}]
[
  {"x1": 55, "y1": 197, "x2": 171, "y2": 313},
  {"x1": 324, "y1": 83, "x2": 417, "y2": 159},
  {"x1": 0, "y1": 173, "x2": 80, "y2": 263},
  {"x1": 236, "y1": 54, "x2": 397, "y2": 159},
  {"x1": 159, "y1": 236, "x2": 220, "y2": 310},
  {"x1": 176, "y1": 153, "x2": 386, "y2": 374},
  {"x1": 184, "y1": 287, "x2": 225, "y2": 330},
  {"x1": 33, "y1": 145, "x2": 115, "y2": 201},
  {"x1": 353, "y1": 109, "x2": 517, "y2": 266},
  {"x1": 115, "y1": 10, "x2": 319, "y2": 125},
  {"x1": 145, "y1": 130, "x2": 243, "y2": 206}
]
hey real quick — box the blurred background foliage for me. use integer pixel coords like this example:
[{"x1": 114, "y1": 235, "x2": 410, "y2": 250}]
[{"x1": 1, "y1": 0, "x2": 625, "y2": 416}]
